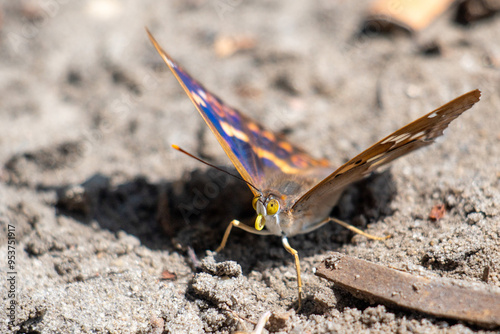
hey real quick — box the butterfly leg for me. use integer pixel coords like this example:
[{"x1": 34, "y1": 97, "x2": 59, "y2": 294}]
[
  {"x1": 323, "y1": 217, "x2": 390, "y2": 240},
  {"x1": 281, "y1": 236, "x2": 303, "y2": 311},
  {"x1": 215, "y1": 219, "x2": 241, "y2": 252},
  {"x1": 215, "y1": 219, "x2": 274, "y2": 252}
]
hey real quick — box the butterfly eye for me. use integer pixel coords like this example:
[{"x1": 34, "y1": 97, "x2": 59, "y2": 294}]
[
  {"x1": 252, "y1": 197, "x2": 259, "y2": 210},
  {"x1": 266, "y1": 199, "x2": 279, "y2": 215}
]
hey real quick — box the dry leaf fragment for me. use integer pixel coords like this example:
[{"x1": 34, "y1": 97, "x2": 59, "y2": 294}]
[
  {"x1": 367, "y1": 0, "x2": 456, "y2": 32},
  {"x1": 316, "y1": 252, "x2": 500, "y2": 327},
  {"x1": 429, "y1": 204, "x2": 446, "y2": 221},
  {"x1": 160, "y1": 269, "x2": 177, "y2": 281},
  {"x1": 214, "y1": 35, "x2": 256, "y2": 58}
]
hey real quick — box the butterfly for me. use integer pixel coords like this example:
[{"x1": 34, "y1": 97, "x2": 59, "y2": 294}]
[{"x1": 146, "y1": 29, "x2": 481, "y2": 309}]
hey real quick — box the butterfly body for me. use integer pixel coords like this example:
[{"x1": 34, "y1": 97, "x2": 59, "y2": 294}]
[
  {"x1": 251, "y1": 167, "x2": 342, "y2": 237},
  {"x1": 147, "y1": 29, "x2": 481, "y2": 309}
]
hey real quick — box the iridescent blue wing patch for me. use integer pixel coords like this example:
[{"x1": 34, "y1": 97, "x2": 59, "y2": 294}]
[{"x1": 147, "y1": 30, "x2": 330, "y2": 194}]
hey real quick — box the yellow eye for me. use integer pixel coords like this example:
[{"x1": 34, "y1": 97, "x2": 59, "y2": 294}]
[
  {"x1": 252, "y1": 197, "x2": 259, "y2": 210},
  {"x1": 266, "y1": 199, "x2": 279, "y2": 215}
]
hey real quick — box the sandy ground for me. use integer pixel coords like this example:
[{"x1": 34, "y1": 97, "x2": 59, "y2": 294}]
[{"x1": 1, "y1": 0, "x2": 500, "y2": 333}]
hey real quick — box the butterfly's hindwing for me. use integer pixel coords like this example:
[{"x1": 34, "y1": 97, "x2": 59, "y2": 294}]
[{"x1": 292, "y1": 89, "x2": 481, "y2": 212}]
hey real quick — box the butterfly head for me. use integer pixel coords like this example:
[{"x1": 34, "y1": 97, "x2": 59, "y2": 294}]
[{"x1": 252, "y1": 195, "x2": 282, "y2": 231}]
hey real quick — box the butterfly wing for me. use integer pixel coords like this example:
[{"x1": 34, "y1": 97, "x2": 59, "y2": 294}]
[
  {"x1": 147, "y1": 30, "x2": 330, "y2": 195},
  {"x1": 292, "y1": 89, "x2": 481, "y2": 211}
]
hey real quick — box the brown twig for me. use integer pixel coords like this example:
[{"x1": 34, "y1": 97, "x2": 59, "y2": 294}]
[{"x1": 315, "y1": 252, "x2": 500, "y2": 327}]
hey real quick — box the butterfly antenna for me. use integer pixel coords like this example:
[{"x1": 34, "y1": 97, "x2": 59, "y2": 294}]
[{"x1": 171, "y1": 145, "x2": 261, "y2": 193}]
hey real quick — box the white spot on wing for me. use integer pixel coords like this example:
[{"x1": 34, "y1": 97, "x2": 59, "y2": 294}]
[
  {"x1": 366, "y1": 153, "x2": 385, "y2": 163},
  {"x1": 191, "y1": 91, "x2": 206, "y2": 107},
  {"x1": 166, "y1": 58, "x2": 176, "y2": 68},
  {"x1": 381, "y1": 136, "x2": 395, "y2": 144},
  {"x1": 381, "y1": 132, "x2": 411, "y2": 145},
  {"x1": 392, "y1": 133, "x2": 411, "y2": 144},
  {"x1": 197, "y1": 89, "x2": 206, "y2": 99},
  {"x1": 409, "y1": 130, "x2": 426, "y2": 141},
  {"x1": 220, "y1": 121, "x2": 249, "y2": 142},
  {"x1": 428, "y1": 111, "x2": 438, "y2": 118}
]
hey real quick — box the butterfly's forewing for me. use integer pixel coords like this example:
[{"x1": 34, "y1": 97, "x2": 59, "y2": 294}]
[
  {"x1": 292, "y1": 89, "x2": 481, "y2": 211},
  {"x1": 147, "y1": 30, "x2": 329, "y2": 194}
]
